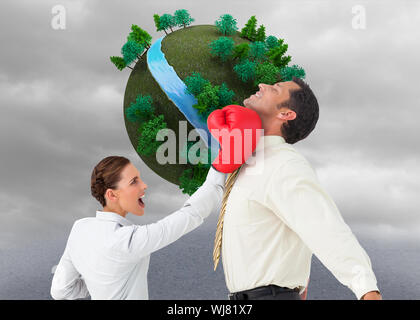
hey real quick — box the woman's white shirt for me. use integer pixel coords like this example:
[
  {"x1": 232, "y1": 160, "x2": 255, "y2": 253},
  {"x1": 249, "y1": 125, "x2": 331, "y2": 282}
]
[{"x1": 50, "y1": 167, "x2": 226, "y2": 300}]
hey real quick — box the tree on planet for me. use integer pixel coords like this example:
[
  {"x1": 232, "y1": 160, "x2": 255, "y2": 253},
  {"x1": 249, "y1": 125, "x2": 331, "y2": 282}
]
[
  {"x1": 155, "y1": 9, "x2": 195, "y2": 34},
  {"x1": 174, "y1": 9, "x2": 195, "y2": 28},
  {"x1": 209, "y1": 37, "x2": 235, "y2": 62},
  {"x1": 265, "y1": 35, "x2": 279, "y2": 50},
  {"x1": 136, "y1": 115, "x2": 168, "y2": 157},
  {"x1": 215, "y1": 14, "x2": 238, "y2": 36},
  {"x1": 121, "y1": 40, "x2": 145, "y2": 66},
  {"x1": 178, "y1": 125, "x2": 212, "y2": 195},
  {"x1": 125, "y1": 94, "x2": 155, "y2": 123},
  {"x1": 127, "y1": 25, "x2": 152, "y2": 50},
  {"x1": 184, "y1": 72, "x2": 236, "y2": 122},
  {"x1": 193, "y1": 82, "x2": 220, "y2": 119},
  {"x1": 209, "y1": 14, "x2": 297, "y2": 86},
  {"x1": 217, "y1": 82, "x2": 235, "y2": 107},
  {"x1": 266, "y1": 38, "x2": 292, "y2": 69},
  {"x1": 124, "y1": 92, "x2": 169, "y2": 160},
  {"x1": 153, "y1": 14, "x2": 162, "y2": 33},
  {"x1": 233, "y1": 59, "x2": 256, "y2": 82},
  {"x1": 254, "y1": 62, "x2": 280, "y2": 86},
  {"x1": 231, "y1": 43, "x2": 250, "y2": 61},
  {"x1": 240, "y1": 16, "x2": 258, "y2": 41},
  {"x1": 280, "y1": 64, "x2": 306, "y2": 81},
  {"x1": 179, "y1": 162, "x2": 209, "y2": 195},
  {"x1": 110, "y1": 56, "x2": 129, "y2": 70},
  {"x1": 184, "y1": 72, "x2": 210, "y2": 96},
  {"x1": 255, "y1": 24, "x2": 267, "y2": 42},
  {"x1": 110, "y1": 25, "x2": 151, "y2": 71},
  {"x1": 248, "y1": 41, "x2": 269, "y2": 63},
  {"x1": 159, "y1": 14, "x2": 177, "y2": 33}
]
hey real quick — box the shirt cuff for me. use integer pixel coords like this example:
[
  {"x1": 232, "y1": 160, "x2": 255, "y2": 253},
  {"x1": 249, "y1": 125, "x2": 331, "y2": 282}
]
[
  {"x1": 206, "y1": 166, "x2": 227, "y2": 187},
  {"x1": 352, "y1": 277, "x2": 380, "y2": 300},
  {"x1": 181, "y1": 167, "x2": 226, "y2": 219}
]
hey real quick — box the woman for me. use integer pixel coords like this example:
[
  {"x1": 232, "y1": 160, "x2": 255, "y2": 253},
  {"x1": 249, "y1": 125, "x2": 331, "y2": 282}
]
[{"x1": 50, "y1": 156, "x2": 226, "y2": 300}]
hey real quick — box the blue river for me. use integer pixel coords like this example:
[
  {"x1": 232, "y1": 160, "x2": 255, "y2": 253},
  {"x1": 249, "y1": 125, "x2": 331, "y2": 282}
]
[{"x1": 147, "y1": 36, "x2": 220, "y2": 160}]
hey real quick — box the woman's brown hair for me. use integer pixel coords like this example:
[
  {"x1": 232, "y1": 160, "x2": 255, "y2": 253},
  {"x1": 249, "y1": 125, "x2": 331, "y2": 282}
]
[{"x1": 91, "y1": 156, "x2": 131, "y2": 207}]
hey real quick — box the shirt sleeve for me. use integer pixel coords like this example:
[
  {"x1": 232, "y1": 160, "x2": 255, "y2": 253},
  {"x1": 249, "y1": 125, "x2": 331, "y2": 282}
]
[
  {"x1": 266, "y1": 159, "x2": 380, "y2": 300},
  {"x1": 50, "y1": 246, "x2": 90, "y2": 300},
  {"x1": 111, "y1": 167, "x2": 226, "y2": 262}
]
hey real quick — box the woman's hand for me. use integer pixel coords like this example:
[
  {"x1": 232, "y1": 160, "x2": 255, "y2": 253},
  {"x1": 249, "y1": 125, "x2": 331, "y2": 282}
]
[{"x1": 361, "y1": 291, "x2": 382, "y2": 300}]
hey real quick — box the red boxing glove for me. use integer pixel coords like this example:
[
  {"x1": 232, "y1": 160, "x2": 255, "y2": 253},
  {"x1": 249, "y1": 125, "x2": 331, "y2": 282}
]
[{"x1": 207, "y1": 105, "x2": 262, "y2": 173}]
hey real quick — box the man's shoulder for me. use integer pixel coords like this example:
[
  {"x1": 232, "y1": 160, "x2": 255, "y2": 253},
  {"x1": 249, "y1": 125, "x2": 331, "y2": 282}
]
[
  {"x1": 271, "y1": 143, "x2": 310, "y2": 166},
  {"x1": 271, "y1": 144, "x2": 317, "y2": 178}
]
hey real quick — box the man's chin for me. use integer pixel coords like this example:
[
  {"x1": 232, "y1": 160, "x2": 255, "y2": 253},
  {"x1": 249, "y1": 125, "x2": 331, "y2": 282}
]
[{"x1": 243, "y1": 102, "x2": 252, "y2": 110}]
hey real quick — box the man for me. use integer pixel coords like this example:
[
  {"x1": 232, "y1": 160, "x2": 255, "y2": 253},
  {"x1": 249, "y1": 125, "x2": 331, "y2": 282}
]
[{"x1": 217, "y1": 77, "x2": 381, "y2": 300}]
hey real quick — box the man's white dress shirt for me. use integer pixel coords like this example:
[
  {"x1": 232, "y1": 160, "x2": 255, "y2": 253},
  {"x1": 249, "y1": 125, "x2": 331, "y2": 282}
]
[
  {"x1": 221, "y1": 135, "x2": 379, "y2": 300},
  {"x1": 50, "y1": 167, "x2": 226, "y2": 300}
]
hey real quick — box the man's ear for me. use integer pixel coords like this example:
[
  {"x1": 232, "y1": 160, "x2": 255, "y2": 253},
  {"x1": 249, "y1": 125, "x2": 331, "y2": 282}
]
[{"x1": 277, "y1": 109, "x2": 296, "y2": 121}]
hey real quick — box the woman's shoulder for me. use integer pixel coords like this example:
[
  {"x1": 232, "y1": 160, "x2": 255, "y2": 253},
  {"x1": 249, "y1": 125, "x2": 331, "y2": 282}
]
[
  {"x1": 72, "y1": 216, "x2": 135, "y2": 233},
  {"x1": 72, "y1": 216, "x2": 96, "y2": 229},
  {"x1": 69, "y1": 217, "x2": 138, "y2": 250}
]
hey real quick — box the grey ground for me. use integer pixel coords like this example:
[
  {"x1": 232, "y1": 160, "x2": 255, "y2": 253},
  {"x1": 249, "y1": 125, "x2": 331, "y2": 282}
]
[{"x1": 0, "y1": 217, "x2": 419, "y2": 300}]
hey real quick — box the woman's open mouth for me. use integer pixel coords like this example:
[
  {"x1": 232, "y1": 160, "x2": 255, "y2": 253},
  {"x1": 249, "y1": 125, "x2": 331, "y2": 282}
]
[{"x1": 138, "y1": 195, "x2": 145, "y2": 208}]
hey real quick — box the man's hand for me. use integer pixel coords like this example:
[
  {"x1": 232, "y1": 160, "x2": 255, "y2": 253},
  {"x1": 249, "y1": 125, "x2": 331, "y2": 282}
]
[{"x1": 361, "y1": 291, "x2": 382, "y2": 300}]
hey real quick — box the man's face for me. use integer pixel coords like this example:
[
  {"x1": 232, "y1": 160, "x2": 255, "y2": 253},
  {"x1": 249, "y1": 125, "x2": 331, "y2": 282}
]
[{"x1": 243, "y1": 81, "x2": 300, "y2": 118}]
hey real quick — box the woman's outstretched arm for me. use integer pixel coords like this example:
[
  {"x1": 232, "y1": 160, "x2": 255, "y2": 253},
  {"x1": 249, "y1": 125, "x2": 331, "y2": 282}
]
[{"x1": 110, "y1": 167, "x2": 226, "y2": 262}]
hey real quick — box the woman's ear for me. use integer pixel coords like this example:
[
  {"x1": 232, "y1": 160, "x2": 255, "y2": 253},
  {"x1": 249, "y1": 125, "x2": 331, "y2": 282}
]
[
  {"x1": 105, "y1": 188, "x2": 118, "y2": 203},
  {"x1": 277, "y1": 109, "x2": 296, "y2": 121}
]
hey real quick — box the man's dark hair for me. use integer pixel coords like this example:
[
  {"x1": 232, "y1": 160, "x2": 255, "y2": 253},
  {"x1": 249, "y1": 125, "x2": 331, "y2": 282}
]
[{"x1": 277, "y1": 77, "x2": 319, "y2": 144}]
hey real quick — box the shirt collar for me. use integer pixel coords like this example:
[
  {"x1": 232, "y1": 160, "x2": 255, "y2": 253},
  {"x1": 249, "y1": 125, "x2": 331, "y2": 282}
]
[
  {"x1": 96, "y1": 210, "x2": 133, "y2": 226},
  {"x1": 254, "y1": 135, "x2": 286, "y2": 153}
]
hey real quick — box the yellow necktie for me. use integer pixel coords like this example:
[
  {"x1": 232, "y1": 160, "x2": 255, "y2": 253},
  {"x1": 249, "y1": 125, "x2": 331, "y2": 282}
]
[{"x1": 213, "y1": 166, "x2": 242, "y2": 271}]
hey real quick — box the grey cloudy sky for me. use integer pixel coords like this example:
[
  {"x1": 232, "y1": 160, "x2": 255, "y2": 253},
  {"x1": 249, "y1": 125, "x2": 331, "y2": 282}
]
[{"x1": 0, "y1": 0, "x2": 419, "y2": 251}]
